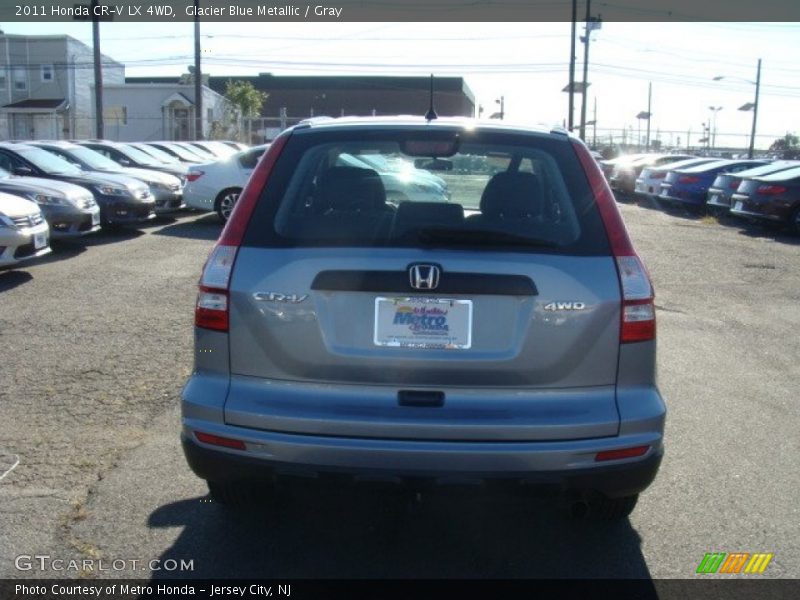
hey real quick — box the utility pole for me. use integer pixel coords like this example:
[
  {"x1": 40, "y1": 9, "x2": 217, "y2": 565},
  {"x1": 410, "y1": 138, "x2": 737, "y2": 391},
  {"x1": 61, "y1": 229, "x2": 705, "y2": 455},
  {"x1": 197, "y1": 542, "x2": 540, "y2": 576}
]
[
  {"x1": 193, "y1": 0, "x2": 203, "y2": 140},
  {"x1": 748, "y1": 58, "x2": 761, "y2": 159},
  {"x1": 91, "y1": 0, "x2": 103, "y2": 139},
  {"x1": 578, "y1": 0, "x2": 593, "y2": 141},
  {"x1": 592, "y1": 96, "x2": 597, "y2": 148},
  {"x1": 567, "y1": 0, "x2": 576, "y2": 131},
  {"x1": 645, "y1": 82, "x2": 652, "y2": 152}
]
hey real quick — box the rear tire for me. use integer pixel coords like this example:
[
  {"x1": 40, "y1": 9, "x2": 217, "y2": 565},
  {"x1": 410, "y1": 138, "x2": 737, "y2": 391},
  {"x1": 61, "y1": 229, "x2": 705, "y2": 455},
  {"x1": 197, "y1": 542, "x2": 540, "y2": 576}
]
[
  {"x1": 593, "y1": 493, "x2": 639, "y2": 521},
  {"x1": 214, "y1": 188, "x2": 242, "y2": 222}
]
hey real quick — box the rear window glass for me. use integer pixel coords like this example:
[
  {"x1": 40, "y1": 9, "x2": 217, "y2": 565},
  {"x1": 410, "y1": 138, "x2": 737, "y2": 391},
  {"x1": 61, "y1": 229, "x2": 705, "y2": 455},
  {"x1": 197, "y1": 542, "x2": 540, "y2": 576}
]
[{"x1": 244, "y1": 128, "x2": 610, "y2": 255}]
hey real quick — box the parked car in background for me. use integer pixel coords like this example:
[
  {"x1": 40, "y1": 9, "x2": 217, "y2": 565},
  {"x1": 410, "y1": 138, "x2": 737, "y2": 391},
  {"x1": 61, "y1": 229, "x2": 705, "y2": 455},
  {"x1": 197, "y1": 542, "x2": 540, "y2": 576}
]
[
  {"x1": 338, "y1": 153, "x2": 451, "y2": 204},
  {"x1": 658, "y1": 159, "x2": 769, "y2": 209},
  {"x1": 128, "y1": 142, "x2": 184, "y2": 167},
  {"x1": 221, "y1": 141, "x2": 249, "y2": 151},
  {"x1": 31, "y1": 142, "x2": 184, "y2": 214},
  {"x1": 143, "y1": 142, "x2": 209, "y2": 164},
  {"x1": 78, "y1": 141, "x2": 188, "y2": 179},
  {"x1": 635, "y1": 158, "x2": 718, "y2": 199},
  {"x1": 183, "y1": 144, "x2": 269, "y2": 221},
  {"x1": 706, "y1": 161, "x2": 799, "y2": 214},
  {"x1": 610, "y1": 154, "x2": 695, "y2": 198},
  {"x1": 0, "y1": 167, "x2": 100, "y2": 237},
  {"x1": 0, "y1": 143, "x2": 155, "y2": 227},
  {"x1": 0, "y1": 193, "x2": 50, "y2": 268},
  {"x1": 182, "y1": 117, "x2": 665, "y2": 520},
  {"x1": 730, "y1": 166, "x2": 800, "y2": 234},
  {"x1": 599, "y1": 154, "x2": 648, "y2": 181},
  {"x1": 189, "y1": 141, "x2": 238, "y2": 159}
]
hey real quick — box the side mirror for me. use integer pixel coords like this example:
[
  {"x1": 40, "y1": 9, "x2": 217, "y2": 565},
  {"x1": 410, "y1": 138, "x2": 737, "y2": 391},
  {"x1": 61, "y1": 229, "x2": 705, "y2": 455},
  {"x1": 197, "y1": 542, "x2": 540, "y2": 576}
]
[
  {"x1": 118, "y1": 158, "x2": 131, "y2": 166},
  {"x1": 13, "y1": 166, "x2": 33, "y2": 176}
]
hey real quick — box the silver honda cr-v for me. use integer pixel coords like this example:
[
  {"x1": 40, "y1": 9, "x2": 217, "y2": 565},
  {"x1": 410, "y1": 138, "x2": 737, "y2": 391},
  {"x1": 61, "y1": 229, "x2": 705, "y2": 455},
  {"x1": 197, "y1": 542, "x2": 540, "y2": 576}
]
[{"x1": 182, "y1": 117, "x2": 666, "y2": 520}]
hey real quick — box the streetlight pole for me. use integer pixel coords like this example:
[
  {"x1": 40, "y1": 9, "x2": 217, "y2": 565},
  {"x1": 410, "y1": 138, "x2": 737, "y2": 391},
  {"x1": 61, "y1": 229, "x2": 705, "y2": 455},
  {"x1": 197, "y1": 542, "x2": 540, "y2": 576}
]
[
  {"x1": 713, "y1": 59, "x2": 761, "y2": 158},
  {"x1": 708, "y1": 106, "x2": 722, "y2": 150},
  {"x1": 748, "y1": 58, "x2": 761, "y2": 159},
  {"x1": 645, "y1": 82, "x2": 652, "y2": 152}
]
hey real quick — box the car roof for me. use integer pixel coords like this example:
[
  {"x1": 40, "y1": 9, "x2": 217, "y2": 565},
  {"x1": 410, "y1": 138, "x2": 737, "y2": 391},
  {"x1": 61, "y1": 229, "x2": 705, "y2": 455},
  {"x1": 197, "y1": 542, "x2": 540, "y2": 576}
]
[
  {"x1": 648, "y1": 157, "x2": 714, "y2": 172},
  {"x1": 728, "y1": 162, "x2": 800, "y2": 179},
  {"x1": 678, "y1": 159, "x2": 762, "y2": 173},
  {"x1": 755, "y1": 165, "x2": 800, "y2": 182},
  {"x1": 290, "y1": 115, "x2": 569, "y2": 138}
]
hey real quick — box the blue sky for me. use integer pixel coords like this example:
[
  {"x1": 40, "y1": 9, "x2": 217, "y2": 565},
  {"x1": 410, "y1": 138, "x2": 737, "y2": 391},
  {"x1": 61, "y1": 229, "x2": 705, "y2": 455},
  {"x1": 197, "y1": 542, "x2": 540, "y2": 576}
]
[{"x1": 3, "y1": 21, "x2": 799, "y2": 148}]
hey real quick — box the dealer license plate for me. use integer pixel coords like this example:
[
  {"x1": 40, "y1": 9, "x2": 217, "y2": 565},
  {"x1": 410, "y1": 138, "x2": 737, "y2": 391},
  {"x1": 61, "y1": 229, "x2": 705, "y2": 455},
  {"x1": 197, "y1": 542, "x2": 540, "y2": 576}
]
[{"x1": 374, "y1": 297, "x2": 472, "y2": 349}]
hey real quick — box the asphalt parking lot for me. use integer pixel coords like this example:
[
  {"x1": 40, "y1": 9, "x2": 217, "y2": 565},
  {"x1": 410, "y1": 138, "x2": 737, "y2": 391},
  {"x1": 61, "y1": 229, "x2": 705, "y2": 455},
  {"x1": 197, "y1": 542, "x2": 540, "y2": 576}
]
[{"x1": 1, "y1": 203, "x2": 798, "y2": 580}]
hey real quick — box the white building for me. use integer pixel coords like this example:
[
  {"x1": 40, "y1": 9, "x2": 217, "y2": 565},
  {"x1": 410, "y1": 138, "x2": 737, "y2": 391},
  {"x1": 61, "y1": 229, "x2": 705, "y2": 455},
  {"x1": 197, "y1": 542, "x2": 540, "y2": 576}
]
[{"x1": 101, "y1": 83, "x2": 233, "y2": 141}]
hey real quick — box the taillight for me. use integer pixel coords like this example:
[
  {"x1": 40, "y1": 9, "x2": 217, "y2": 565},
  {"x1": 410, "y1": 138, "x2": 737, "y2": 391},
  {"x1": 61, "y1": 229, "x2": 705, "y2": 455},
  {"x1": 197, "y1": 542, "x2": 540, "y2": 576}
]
[
  {"x1": 195, "y1": 431, "x2": 246, "y2": 450},
  {"x1": 194, "y1": 245, "x2": 237, "y2": 331},
  {"x1": 617, "y1": 257, "x2": 656, "y2": 343},
  {"x1": 194, "y1": 131, "x2": 291, "y2": 332},
  {"x1": 572, "y1": 140, "x2": 656, "y2": 344},
  {"x1": 729, "y1": 180, "x2": 741, "y2": 190},
  {"x1": 186, "y1": 171, "x2": 204, "y2": 182},
  {"x1": 678, "y1": 175, "x2": 699, "y2": 184},
  {"x1": 652, "y1": 172, "x2": 667, "y2": 179},
  {"x1": 757, "y1": 185, "x2": 787, "y2": 195},
  {"x1": 595, "y1": 445, "x2": 650, "y2": 462}
]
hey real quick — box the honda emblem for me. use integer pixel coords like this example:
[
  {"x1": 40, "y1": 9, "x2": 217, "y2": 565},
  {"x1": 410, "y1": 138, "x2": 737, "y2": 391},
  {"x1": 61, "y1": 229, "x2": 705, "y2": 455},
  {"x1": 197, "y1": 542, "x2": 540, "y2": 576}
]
[{"x1": 409, "y1": 264, "x2": 440, "y2": 290}]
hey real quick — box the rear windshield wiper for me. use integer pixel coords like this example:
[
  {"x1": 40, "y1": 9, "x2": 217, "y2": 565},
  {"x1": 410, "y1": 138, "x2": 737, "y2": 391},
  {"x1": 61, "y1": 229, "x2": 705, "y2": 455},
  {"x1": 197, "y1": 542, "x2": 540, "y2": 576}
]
[{"x1": 416, "y1": 227, "x2": 558, "y2": 248}]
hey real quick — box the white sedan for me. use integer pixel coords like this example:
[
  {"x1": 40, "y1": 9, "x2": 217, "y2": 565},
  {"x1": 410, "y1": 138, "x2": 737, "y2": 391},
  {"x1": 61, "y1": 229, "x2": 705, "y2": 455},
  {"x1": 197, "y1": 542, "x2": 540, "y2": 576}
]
[{"x1": 183, "y1": 145, "x2": 268, "y2": 221}]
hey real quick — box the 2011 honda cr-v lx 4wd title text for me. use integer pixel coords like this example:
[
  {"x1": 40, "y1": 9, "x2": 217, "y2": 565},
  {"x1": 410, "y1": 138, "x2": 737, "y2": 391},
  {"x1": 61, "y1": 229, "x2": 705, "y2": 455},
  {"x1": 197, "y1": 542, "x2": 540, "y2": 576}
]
[{"x1": 181, "y1": 116, "x2": 666, "y2": 520}]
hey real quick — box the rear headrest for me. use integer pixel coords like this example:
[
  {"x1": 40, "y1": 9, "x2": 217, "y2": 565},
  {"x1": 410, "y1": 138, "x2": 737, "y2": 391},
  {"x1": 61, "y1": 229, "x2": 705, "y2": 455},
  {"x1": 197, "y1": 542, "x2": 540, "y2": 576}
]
[
  {"x1": 316, "y1": 166, "x2": 387, "y2": 213},
  {"x1": 480, "y1": 171, "x2": 543, "y2": 219}
]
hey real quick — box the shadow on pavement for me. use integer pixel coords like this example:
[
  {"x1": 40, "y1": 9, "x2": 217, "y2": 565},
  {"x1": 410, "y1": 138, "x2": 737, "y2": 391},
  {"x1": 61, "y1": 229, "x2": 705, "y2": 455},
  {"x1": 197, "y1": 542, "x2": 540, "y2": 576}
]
[
  {"x1": 0, "y1": 269, "x2": 33, "y2": 292},
  {"x1": 154, "y1": 213, "x2": 222, "y2": 241},
  {"x1": 147, "y1": 481, "x2": 653, "y2": 579},
  {"x1": 56, "y1": 227, "x2": 145, "y2": 248}
]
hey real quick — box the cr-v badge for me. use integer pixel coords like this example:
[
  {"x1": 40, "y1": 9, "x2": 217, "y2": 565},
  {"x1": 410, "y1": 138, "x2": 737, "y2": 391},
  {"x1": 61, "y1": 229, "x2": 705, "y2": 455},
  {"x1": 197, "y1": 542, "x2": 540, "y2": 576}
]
[{"x1": 253, "y1": 292, "x2": 309, "y2": 303}]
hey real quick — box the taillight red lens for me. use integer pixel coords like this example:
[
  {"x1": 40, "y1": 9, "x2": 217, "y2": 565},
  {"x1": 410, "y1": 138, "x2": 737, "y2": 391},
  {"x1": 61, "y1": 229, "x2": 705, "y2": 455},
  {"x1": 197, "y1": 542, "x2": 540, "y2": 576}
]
[
  {"x1": 186, "y1": 171, "x2": 204, "y2": 182},
  {"x1": 729, "y1": 180, "x2": 741, "y2": 190},
  {"x1": 195, "y1": 245, "x2": 238, "y2": 331},
  {"x1": 678, "y1": 175, "x2": 699, "y2": 184},
  {"x1": 757, "y1": 185, "x2": 787, "y2": 195},
  {"x1": 195, "y1": 287, "x2": 229, "y2": 331},
  {"x1": 195, "y1": 431, "x2": 246, "y2": 450},
  {"x1": 595, "y1": 445, "x2": 650, "y2": 462}
]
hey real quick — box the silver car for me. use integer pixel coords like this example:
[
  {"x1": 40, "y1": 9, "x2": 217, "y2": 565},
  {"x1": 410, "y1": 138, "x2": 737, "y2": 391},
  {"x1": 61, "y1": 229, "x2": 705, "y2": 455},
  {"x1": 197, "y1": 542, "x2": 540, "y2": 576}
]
[
  {"x1": 0, "y1": 193, "x2": 50, "y2": 268},
  {"x1": 181, "y1": 117, "x2": 666, "y2": 520},
  {"x1": 0, "y1": 168, "x2": 100, "y2": 237}
]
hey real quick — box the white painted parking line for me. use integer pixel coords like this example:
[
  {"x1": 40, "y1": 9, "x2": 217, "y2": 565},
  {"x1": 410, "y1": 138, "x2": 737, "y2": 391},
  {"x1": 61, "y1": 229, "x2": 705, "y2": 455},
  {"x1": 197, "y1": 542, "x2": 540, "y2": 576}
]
[{"x1": 0, "y1": 452, "x2": 20, "y2": 481}]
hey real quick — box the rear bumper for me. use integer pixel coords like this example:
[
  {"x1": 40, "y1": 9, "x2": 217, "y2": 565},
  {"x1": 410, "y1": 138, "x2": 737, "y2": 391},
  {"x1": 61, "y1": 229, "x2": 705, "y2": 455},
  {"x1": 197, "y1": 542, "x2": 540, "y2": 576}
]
[{"x1": 182, "y1": 432, "x2": 663, "y2": 497}]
